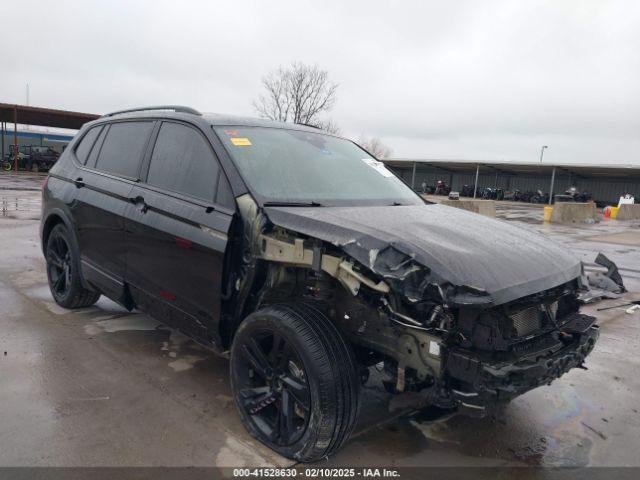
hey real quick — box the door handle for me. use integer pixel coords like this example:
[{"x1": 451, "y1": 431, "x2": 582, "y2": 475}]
[
  {"x1": 129, "y1": 195, "x2": 149, "y2": 213},
  {"x1": 74, "y1": 177, "x2": 85, "y2": 188}
]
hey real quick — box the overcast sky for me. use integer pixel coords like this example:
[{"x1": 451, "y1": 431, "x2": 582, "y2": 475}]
[{"x1": 1, "y1": 0, "x2": 638, "y2": 164}]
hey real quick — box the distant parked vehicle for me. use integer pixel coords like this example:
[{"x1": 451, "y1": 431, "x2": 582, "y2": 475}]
[
  {"x1": 434, "y1": 180, "x2": 450, "y2": 195},
  {"x1": 28, "y1": 146, "x2": 61, "y2": 171},
  {"x1": 2, "y1": 145, "x2": 60, "y2": 172},
  {"x1": 555, "y1": 187, "x2": 593, "y2": 204},
  {"x1": 564, "y1": 187, "x2": 593, "y2": 203},
  {"x1": 460, "y1": 184, "x2": 475, "y2": 197},
  {"x1": 480, "y1": 187, "x2": 505, "y2": 201},
  {"x1": 448, "y1": 191, "x2": 460, "y2": 200},
  {"x1": 530, "y1": 190, "x2": 549, "y2": 204},
  {"x1": 2, "y1": 146, "x2": 28, "y2": 171},
  {"x1": 503, "y1": 189, "x2": 519, "y2": 201}
]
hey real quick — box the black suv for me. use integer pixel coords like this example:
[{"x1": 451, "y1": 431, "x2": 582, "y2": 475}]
[{"x1": 41, "y1": 106, "x2": 599, "y2": 462}]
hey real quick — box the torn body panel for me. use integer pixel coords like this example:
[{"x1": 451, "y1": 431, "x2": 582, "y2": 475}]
[
  {"x1": 229, "y1": 195, "x2": 598, "y2": 418},
  {"x1": 264, "y1": 204, "x2": 582, "y2": 306}
]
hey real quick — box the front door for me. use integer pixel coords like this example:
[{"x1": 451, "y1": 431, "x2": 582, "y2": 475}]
[{"x1": 124, "y1": 120, "x2": 235, "y2": 346}]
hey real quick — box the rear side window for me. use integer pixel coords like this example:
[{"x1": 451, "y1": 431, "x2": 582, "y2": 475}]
[
  {"x1": 146, "y1": 122, "x2": 220, "y2": 202},
  {"x1": 74, "y1": 126, "x2": 102, "y2": 165},
  {"x1": 86, "y1": 126, "x2": 109, "y2": 168},
  {"x1": 95, "y1": 122, "x2": 153, "y2": 178}
]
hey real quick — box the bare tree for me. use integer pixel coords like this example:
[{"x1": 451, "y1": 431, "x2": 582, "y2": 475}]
[
  {"x1": 253, "y1": 62, "x2": 339, "y2": 127},
  {"x1": 312, "y1": 118, "x2": 342, "y2": 135},
  {"x1": 358, "y1": 136, "x2": 393, "y2": 159}
]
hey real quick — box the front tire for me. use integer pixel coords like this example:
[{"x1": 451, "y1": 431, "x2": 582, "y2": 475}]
[
  {"x1": 45, "y1": 224, "x2": 101, "y2": 308},
  {"x1": 230, "y1": 304, "x2": 360, "y2": 462}
]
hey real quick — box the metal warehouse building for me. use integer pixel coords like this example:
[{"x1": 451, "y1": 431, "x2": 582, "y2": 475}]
[
  {"x1": 1, "y1": 128, "x2": 74, "y2": 157},
  {"x1": 383, "y1": 159, "x2": 640, "y2": 205},
  {"x1": 1, "y1": 103, "x2": 98, "y2": 160}
]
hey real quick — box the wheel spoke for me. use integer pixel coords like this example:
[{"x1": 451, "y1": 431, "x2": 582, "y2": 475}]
[
  {"x1": 241, "y1": 338, "x2": 273, "y2": 379},
  {"x1": 239, "y1": 386, "x2": 271, "y2": 398},
  {"x1": 47, "y1": 250, "x2": 63, "y2": 268},
  {"x1": 53, "y1": 272, "x2": 65, "y2": 292},
  {"x1": 64, "y1": 266, "x2": 72, "y2": 290},
  {"x1": 278, "y1": 389, "x2": 294, "y2": 445},
  {"x1": 281, "y1": 375, "x2": 310, "y2": 413},
  {"x1": 55, "y1": 236, "x2": 66, "y2": 256}
]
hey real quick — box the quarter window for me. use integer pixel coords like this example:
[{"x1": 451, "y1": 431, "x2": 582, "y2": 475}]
[
  {"x1": 146, "y1": 122, "x2": 219, "y2": 202},
  {"x1": 74, "y1": 126, "x2": 102, "y2": 165},
  {"x1": 95, "y1": 122, "x2": 153, "y2": 178}
]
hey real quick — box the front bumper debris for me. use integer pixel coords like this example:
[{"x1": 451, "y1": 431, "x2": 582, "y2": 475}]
[{"x1": 445, "y1": 313, "x2": 599, "y2": 417}]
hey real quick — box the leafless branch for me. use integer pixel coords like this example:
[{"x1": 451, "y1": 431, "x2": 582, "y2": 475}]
[
  {"x1": 253, "y1": 62, "x2": 339, "y2": 128},
  {"x1": 358, "y1": 136, "x2": 393, "y2": 159},
  {"x1": 311, "y1": 118, "x2": 342, "y2": 135}
]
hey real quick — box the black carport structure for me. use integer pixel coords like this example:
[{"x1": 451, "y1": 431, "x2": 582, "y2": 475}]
[
  {"x1": 1, "y1": 103, "x2": 99, "y2": 171},
  {"x1": 383, "y1": 159, "x2": 640, "y2": 205}
]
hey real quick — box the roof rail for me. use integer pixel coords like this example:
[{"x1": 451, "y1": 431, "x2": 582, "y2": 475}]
[
  {"x1": 102, "y1": 105, "x2": 201, "y2": 117},
  {"x1": 295, "y1": 122, "x2": 321, "y2": 130}
]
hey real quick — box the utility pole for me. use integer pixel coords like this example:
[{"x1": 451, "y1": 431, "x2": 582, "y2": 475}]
[{"x1": 539, "y1": 145, "x2": 548, "y2": 163}]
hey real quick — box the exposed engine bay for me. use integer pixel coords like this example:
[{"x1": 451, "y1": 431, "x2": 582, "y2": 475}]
[{"x1": 224, "y1": 194, "x2": 599, "y2": 417}]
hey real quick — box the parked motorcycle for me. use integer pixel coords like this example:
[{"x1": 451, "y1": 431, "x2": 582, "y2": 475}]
[
  {"x1": 434, "y1": 180, "x2": 451, "y2": 195},
  {"x1": 460, "y1": 184, "x2": 475, "y2": 197},
  {"x1": 530, "y1": 189, "x2": 550, "y2": 204}
]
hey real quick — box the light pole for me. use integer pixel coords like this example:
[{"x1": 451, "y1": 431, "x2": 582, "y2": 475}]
[{"x1": 539, "y1": 145, "x2": 548, "y2": 163}]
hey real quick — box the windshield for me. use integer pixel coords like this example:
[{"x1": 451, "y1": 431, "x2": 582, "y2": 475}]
[{"x1": 214, "y1": 126, "x2": 423, "y2": 206}]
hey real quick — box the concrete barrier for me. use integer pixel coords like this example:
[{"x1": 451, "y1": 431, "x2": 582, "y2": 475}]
[
  {"x1": 615, "y1": 204, "x2": 640, "y2": 221},
  {"x1": 439, "y1": 199, "x2": 496, "y2": 217},
  {"x1": 549, "y1": 202, "x2": 597, "y2": 224}
]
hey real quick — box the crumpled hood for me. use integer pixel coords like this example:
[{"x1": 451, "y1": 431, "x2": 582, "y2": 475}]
[{"x1": 264, "y1": 204, "x2": 582, "y2": 305}]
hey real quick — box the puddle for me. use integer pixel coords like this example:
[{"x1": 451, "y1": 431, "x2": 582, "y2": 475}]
[
  {"x1": 168, "y1": 355, "x2": 206, "y2": 372},
  {"x1": 162, "y1": 329, "x2": 209, "y2": 372},
  {"x1": 84, "y1": 315, "x2": 161, "y2": 335},
  {"x1": 410, "y1": 418, "x2": 462, "y2": 447}
]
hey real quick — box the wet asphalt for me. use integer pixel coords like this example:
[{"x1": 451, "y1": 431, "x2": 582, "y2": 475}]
[{"x1": 1, "y1": 172, "x2": 639, "y2": 467}]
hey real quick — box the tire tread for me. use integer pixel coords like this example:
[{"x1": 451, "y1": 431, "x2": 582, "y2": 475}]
[{"x1": 231, "y1": 303, "x2": 360, "y2": 462}]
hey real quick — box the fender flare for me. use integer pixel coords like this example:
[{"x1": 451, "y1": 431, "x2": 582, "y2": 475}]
[{"x1": 41, "y1": 208, "x2": 92, "y2": 290}]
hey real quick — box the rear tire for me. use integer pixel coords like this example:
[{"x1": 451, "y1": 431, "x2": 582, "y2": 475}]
[
  {"x1": 45, "y1": 224, "x2": 101, "y2": 308},
  {"x1": 230, "y1": 303, "x2": 360, "y2": 462}
]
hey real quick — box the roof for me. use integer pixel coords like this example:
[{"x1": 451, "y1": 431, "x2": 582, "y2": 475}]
[
  {"x1": 0, "y1": 103, "x2": 99, "y2": 130},
  {"x1": 202, "y1": 113, "x2": 322, "y2": 132},
  {"x1": 382, "y1": 158, "x2": 640, "y2": 178},
  {"x1": 93, "y1": 106, "x2": 329, "y2": 134}
]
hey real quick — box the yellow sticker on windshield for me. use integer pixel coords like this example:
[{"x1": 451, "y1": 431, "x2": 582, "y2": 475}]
[{"x1": 230, "y1": 137, "x2": 252, "y2": 146}]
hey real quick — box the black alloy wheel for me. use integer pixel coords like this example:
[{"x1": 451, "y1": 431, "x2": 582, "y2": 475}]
[
  {"x1": 47, "y1": 230, "x2": 72, "y2": 299},
  {"x1": 45, "y1": 224, "x2": 101, "y2": 308},
  {"x1": 234, "y1": 329, "x2": 311, "y2": 447},
  {"x1": 230, "y1": 304, "x2": 360, "y2": 462}
]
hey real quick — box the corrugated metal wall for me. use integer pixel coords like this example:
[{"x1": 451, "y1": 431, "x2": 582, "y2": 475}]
[
  {"x1": 391, "y1": 165, "x2": 639, "y2": 204},
  {"x1": 1, "y1": 129, "x2": 73, "y2": 156}
]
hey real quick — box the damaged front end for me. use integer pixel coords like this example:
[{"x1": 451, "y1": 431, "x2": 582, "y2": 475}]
[
  {"x1": 230, "y1": 197, "x2": 599, "y2": 418},
  {"x1": 444, "y1": 290, "x2": 598, "y2": 416}
]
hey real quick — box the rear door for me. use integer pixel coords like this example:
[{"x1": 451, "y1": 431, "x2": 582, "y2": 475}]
[
  {"x1": 124, "y1": 120, "x2": 235, "y2": 345},
  {"x1": 70, "y1": 121, "x2": 154, "y2": 302}
]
